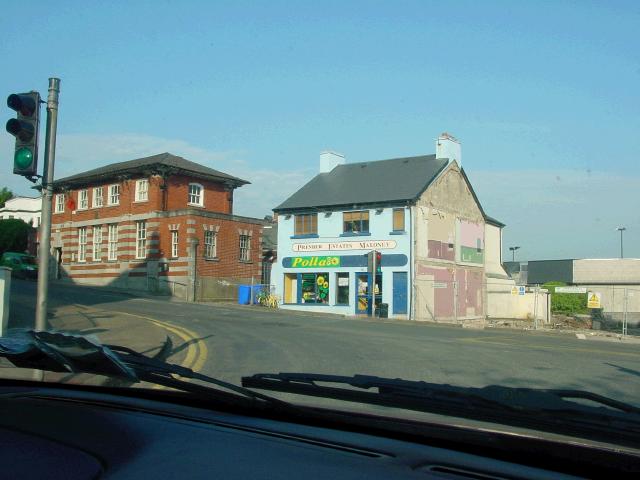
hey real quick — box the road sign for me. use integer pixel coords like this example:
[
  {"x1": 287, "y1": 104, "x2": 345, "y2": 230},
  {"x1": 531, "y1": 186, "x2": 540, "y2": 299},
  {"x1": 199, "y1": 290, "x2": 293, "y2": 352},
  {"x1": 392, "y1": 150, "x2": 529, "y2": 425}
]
[
  {"x1": 511, "y1": 286, "x2": 526, "y2": 295},
  {"x1": 511, "y1": 287, "x2": 518, "y2": 295},
  {"x1": 587, "y1": 291, "x2": 602, "y2": 309},
  {"x1": 555, "y1": 286, "x2": 587, "y2": 294}
]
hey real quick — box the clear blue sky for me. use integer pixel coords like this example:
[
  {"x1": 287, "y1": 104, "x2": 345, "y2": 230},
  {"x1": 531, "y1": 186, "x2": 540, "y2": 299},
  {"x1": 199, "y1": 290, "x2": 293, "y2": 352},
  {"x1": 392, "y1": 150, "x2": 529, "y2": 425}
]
[{"x1": 1, "y1": 0, "x2": 638, "y2": 259}]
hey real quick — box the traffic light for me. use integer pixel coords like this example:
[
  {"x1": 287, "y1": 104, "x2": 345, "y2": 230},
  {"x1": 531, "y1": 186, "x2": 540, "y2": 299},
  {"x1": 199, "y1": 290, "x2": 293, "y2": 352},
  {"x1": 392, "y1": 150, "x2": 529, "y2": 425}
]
[
  {"x1": 367, "y1": 250, "x2": 383, "y2": 273},
  {"x1": 6, "y1": 91, "x2": 41, "y2": 177}
]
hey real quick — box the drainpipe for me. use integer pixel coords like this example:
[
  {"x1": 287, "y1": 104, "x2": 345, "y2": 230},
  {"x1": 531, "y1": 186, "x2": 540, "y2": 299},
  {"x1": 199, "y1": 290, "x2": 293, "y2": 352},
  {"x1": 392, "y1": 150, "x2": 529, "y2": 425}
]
[{"x1": 410, "y1": 204, "x2": 415, "y2": 321}]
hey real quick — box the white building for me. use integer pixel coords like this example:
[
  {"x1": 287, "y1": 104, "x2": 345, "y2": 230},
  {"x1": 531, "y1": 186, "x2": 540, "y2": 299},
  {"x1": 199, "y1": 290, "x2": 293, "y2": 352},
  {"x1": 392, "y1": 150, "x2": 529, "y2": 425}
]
[{"x1": 0, "y1": 196, "x2": 41, "y2": 226}]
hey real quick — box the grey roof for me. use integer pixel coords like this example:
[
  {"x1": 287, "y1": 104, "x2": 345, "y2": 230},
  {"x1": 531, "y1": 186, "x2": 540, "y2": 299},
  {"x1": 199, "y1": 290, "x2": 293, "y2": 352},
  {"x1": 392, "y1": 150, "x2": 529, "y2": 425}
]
[
  {"x1": 54, "y1": 152, "x2": 249, "y2": 188},
  {"x1": 274, "y1": 154, "x2": 448, "y2": 211}
]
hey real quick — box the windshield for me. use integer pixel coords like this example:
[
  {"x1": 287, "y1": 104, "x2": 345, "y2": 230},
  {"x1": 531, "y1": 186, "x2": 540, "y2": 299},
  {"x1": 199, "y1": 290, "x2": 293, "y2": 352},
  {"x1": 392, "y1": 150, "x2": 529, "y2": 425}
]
[{"x1": 1, "y1": 1, "x2": 638, "y2": 450}]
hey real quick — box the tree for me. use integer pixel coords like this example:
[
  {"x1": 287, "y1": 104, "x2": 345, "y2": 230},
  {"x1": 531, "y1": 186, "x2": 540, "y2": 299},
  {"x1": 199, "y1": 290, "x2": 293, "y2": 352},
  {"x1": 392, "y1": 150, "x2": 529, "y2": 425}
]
[
  {"x1": 0, "y1": 219, "x2": 31, "y2": 255},
  {"x1": 0, "y1": 187, "x2": 14, "y2": 208}
]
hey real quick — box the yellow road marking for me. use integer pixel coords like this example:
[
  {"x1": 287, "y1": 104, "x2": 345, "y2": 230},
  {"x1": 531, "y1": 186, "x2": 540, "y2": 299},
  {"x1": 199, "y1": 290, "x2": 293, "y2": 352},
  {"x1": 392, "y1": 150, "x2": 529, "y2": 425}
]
[
  {"x1": 108, "y1": 311, "x2": 209, "y2": 390},
  {"x1": 66, "y1": 304, "x2": 209, "y2": 390}
]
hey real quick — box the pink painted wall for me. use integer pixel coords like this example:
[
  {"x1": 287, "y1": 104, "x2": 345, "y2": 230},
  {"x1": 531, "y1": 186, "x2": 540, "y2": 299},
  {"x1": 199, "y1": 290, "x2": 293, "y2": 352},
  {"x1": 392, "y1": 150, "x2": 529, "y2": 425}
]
[
  {"x1": 455, "y1": 268, "x2": 484, "y2": 317},
  {"x1": 459, "y1": 220, "x2": 484, "y2": 248}
]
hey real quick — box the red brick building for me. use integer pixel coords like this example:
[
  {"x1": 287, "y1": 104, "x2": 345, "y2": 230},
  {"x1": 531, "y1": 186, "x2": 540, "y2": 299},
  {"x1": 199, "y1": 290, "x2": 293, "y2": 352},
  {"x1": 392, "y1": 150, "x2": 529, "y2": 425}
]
[{"x1": 51, "y1": 153, "x2": 265, "y2": 300}]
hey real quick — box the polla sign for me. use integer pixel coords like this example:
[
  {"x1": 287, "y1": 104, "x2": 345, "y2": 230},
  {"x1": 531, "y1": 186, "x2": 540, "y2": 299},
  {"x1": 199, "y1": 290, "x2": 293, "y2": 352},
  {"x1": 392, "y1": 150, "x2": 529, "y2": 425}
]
[
  {"x1": 290, "y1": 256, "x2": 341, "y2": 268},
  {"x1": 293, "y1": 240, "x2": 396, "y2": 252}
]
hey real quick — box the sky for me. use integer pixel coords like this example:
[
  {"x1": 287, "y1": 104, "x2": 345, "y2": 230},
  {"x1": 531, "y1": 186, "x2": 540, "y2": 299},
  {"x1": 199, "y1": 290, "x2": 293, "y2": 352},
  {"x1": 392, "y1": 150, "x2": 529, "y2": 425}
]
[{"x1": 1, "y1": 0, "x2": 638, "y2": 260}]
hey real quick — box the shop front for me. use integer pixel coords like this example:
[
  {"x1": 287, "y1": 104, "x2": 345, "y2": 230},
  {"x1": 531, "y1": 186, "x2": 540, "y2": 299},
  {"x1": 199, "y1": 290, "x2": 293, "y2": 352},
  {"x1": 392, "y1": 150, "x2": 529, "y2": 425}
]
[{"x1": 278, "y1": 246, "x2": 409, "y2": 318}]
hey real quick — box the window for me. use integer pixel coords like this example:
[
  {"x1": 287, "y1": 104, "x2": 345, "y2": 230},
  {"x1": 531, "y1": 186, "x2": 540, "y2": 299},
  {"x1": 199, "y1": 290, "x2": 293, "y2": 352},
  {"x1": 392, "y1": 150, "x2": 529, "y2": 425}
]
[
  {"x1": 55, "y1": 194, "x2": 65, "y2": 213},
  {"x1": 135, "y1": 221, "x2": 146, "y2": 259},
  {"x1": 393, "y1": 208, "x2": 405, "y2": 231},
  {"x1": 204, "y1": 230, "x2": 217, "y2": 259},
  {"x1": 78, "y1": 227, "x2": 87, "y2": 262},
  {"x1": 135, "y1": 179, "x2": 149, "y2": 202},
  {"x1": 171, "y1": 230, "x2": 179, "y2": 258},
  {"x1": 336, "y1": 272, "x2": 350, "y2": 305},
  {"x1": 78, "y1": 189, "x2": 88, "y2": 210},
  {"x1": 93, "y1": 187, "x2": 104, "y2": 207},
  {"x1": 108, "y1": 184, "x2": 120, "y2": 205},
  {"x1": 294, "y1": 213, "x2": 318, "y2": 235},
  {"x1": 108, "y1": 224, "x2": 118, "y2": 260},
  {"x1": 93, "y1": 225, "x2": 102, "y2": 261},
  {"x1": 239, "y1": 234, "x2": 250, "y2": 262},
  {"x1": 301, "y1": 272, "x2": 329, "y2": 304},
  {"x1": 188, "y1": 183, "x2": 203, "y2": 206},
  {"x1": 343, "y1": 210, "x2": 369, "y2": 234}
]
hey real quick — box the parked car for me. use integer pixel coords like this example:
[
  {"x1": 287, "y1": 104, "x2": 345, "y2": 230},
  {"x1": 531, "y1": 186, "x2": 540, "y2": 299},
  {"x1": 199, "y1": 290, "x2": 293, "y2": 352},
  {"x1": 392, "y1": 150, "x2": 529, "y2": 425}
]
[{"x1": 0, "y1": 252, "x2": 38, "y2": 279}]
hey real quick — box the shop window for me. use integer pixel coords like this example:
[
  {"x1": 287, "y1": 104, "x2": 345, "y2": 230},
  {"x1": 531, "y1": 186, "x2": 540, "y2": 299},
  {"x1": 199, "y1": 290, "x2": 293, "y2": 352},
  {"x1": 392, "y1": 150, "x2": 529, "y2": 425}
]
[
  {"x1": 343, "y1": 210, "x2": 369, "y2": 234},
  {"x1": 392, "y1": 208, "x2": 405, "y2": 231},
  {"x1": 300, "y1": 272, "x2": 329, "y2": 304},
  {"x1": 294, "y1": 213, "x2": 317, "y2": 235},
  {"x1": 336, "y1": 272, "x2": 349, "y2": 305}
]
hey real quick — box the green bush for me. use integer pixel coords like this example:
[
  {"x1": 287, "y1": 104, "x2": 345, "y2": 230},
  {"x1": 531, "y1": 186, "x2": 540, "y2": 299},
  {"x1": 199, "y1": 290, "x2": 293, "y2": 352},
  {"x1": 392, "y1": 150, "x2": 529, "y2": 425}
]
[
  {"x1": 543, "y1": 281, "x2": 589, "y2": 314},
  {"x1": 0, "y1": 219, "x2": 32, "y2": 256}
]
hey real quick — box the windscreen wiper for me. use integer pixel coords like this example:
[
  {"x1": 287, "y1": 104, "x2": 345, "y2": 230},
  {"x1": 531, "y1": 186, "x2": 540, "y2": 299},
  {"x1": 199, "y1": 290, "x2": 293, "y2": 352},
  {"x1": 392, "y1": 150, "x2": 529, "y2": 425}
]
[
  {"x1": 242, "y1": 372, "x2": 640, "y2": 448},
  {"x1": 0, "y1": 330, "x2": 289, "y2": 409}
]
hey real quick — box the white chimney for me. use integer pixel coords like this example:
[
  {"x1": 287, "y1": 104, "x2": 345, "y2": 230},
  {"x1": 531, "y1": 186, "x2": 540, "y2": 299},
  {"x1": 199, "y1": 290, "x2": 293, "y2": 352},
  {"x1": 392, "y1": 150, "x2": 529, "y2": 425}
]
[
  {"x1": 319, "y1": 150, "x2": 346, "y2": 173},
  {"x1": 435, "y1": 132, "x2": 461, "y2": 166}
]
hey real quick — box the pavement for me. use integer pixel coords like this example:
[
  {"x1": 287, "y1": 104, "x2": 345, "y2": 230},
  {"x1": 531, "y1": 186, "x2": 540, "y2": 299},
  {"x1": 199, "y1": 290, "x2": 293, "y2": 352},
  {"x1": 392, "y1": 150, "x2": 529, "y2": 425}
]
[
  {"x1": 4, "y1": 279, "x2": 640, "y2": 408},
  {"x1": 3, "y1": 279, "x2": 198, "y2": 386}
]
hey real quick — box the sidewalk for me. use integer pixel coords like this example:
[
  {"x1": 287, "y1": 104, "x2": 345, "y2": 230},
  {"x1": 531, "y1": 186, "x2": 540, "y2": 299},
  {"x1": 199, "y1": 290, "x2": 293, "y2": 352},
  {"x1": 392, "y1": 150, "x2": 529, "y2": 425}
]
[{"x1": 2, "y1": 303, "x2": 175, "y2": 387}]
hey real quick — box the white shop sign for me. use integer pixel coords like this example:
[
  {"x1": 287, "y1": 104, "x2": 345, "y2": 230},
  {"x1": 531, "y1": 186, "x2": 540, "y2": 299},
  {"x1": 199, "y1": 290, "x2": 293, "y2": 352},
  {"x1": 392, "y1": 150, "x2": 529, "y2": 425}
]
[{"x1": 293, "y1": 240, "x2": 397, "y2": 252}]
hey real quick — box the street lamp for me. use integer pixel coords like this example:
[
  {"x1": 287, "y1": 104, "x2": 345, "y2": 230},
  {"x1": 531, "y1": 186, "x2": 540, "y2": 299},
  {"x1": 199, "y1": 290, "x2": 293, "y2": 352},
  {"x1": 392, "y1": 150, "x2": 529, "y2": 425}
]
[
  {"x1": 509, "y1": 246, "x2": 521, "y2": 262},
  {"x1": 616, "y1": 227, "x2": 626, "y2": 259}
]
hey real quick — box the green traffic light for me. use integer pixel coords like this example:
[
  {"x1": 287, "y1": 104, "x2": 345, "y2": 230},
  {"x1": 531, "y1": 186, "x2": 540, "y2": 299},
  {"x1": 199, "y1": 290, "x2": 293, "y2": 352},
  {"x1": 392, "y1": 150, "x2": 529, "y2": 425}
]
[{"x1": 14, "y1": 147, "x2": 34, "y2": 170}]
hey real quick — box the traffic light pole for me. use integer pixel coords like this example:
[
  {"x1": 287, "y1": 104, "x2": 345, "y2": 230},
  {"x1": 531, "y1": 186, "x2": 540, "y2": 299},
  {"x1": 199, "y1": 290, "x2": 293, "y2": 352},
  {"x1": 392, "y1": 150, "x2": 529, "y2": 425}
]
[{"x1": 35, "y1": 78, "x2": 60, "y2": 332}]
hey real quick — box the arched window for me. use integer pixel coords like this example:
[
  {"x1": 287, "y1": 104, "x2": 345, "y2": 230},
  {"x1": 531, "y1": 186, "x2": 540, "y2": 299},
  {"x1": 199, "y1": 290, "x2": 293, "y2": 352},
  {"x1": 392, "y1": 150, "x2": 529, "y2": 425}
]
[{"x1": 188, "y1": 183, "x2": 204, "y2": 206}]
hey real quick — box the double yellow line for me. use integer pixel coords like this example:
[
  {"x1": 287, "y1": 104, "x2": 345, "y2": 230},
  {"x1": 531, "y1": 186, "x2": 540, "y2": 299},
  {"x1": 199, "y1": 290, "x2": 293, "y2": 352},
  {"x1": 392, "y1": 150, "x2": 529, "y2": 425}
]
[{"x1": 112, "y1": 311, "x2": 209, "y2": 373}]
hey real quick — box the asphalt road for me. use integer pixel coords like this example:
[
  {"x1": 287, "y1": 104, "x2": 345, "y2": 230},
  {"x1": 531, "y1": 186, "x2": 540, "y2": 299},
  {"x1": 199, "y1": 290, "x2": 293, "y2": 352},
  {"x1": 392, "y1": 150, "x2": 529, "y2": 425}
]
[{"x1": 7, "y1": 279, "x2": 640, "y2": 408}]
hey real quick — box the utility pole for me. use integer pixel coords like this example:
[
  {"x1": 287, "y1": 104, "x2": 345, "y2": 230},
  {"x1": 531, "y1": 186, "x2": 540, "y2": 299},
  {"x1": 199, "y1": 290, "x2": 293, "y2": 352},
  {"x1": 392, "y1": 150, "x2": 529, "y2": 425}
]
[
  {"x1": 616, "y1": 226, "x2": 626, "y2": 259},
  {"x1": 35, "y1": 78, "x2": 60, "y2": 331}
]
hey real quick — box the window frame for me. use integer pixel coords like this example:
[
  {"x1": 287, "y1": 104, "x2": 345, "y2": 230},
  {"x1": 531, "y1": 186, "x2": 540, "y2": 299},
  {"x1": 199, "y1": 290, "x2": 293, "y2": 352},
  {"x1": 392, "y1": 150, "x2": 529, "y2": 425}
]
[
  {"x1": 92, "y1": 225, "x2": 102, "y2": 261},
  {"x1": 204, "y1": 230, "x2": 217, "y2": 259},
  {"x1": 107, "y1": 224, "x2": 118, "y2": 261},
  {"x1": 93, "y1": 187, "x2": 104, "y2": 208},
  {"x1": 171, "y1": 230, "x2": 179, "y2": 258},
  {"x1": 343, "y1": 210, "x2": 370, "y2": 234},
  {"x1": 55, "y1": 194, "x2": 65, "y2": 213},
  {"x1": 108, "y1": 184, "x2": 120, "y2": 206},
  {"x1": 188, "y1": 183, "x2": 204, "y2": 207},
  {"x1": 294, "y1": 213, "x2": 318, "y2": 236},
  {"x1": 78, "y1": 189, "x2": 88, "y2": 210},
  {"x1": 239, "y1": 234, "x2": 250, "y2": 262},
  {"x1": 135, "y1": 179, "x2": 149, "y2": 202},
  {"x1": 392, "y1": 208, "x2": 405, "y2": 232},
  {"x1": 78, "y1": 227, "x2": 87, "y2": 263},
  {"x1": 335, "y1": 272, "x2": 350, "y2": 305},
  {"x1": 135, "y1": 221, "x2": 147, "y2": 259}
]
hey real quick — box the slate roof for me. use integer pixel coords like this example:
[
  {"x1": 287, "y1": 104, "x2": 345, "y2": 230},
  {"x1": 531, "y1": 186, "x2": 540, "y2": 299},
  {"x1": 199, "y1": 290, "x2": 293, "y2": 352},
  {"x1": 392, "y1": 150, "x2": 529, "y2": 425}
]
[
  {"x1": 274, "y1": 154, "x2": 448, "y2": 212},
  {"x1": 54, "y1": 152, "x2": 248, "y2": 188}
]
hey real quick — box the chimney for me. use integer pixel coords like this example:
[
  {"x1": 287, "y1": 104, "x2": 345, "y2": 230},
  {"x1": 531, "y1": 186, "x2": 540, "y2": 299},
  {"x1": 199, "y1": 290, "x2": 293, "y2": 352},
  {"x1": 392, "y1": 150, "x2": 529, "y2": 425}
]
[
  {"x1": 319, "y1": 150, "x2": 346, "y2": 173},
  {"x1": 435, "y1": 132, "x2": 461, "y2": 166}
]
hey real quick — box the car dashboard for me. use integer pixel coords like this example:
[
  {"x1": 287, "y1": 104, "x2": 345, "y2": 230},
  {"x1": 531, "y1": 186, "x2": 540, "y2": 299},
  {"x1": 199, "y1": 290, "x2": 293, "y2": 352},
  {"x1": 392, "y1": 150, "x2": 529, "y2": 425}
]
[{"x1": 0, "y1": 382, "x2": 636, "y2": 479}]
